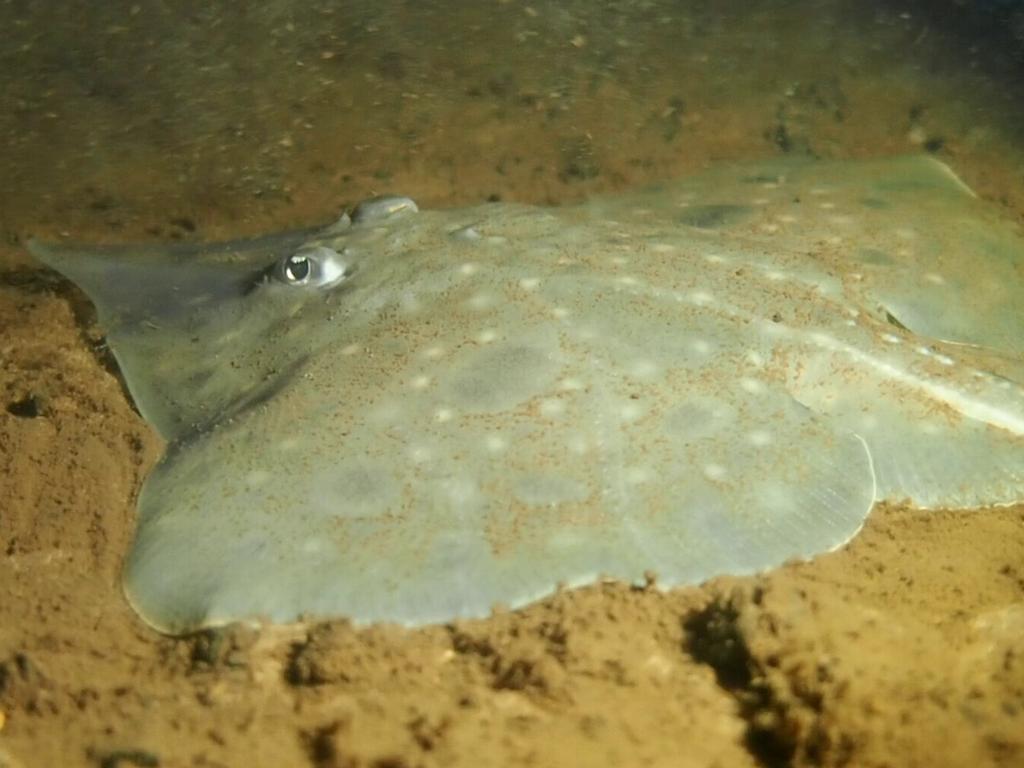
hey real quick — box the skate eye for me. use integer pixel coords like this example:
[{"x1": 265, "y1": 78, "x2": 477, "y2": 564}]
[
  {"x1": 282, "y1": 254, "x2": 311, "y2": 284},
  {"x1": 273, "y1": 246, "x2": 349, "y2": 288}
]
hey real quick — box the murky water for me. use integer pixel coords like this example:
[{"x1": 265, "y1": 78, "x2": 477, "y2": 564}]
[{"x1": 2, "y1": 0, "x2": 1023, "y2": 245}]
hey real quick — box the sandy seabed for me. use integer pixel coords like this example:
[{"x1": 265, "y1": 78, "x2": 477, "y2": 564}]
[{"x1": 1, "y1": 2, "x2": 1023, "y2": 766}]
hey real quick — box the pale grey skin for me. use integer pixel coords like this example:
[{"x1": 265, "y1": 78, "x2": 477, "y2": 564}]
[{"x1": 31, "y1": 156, "x2": 1024, "y2": 633}]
